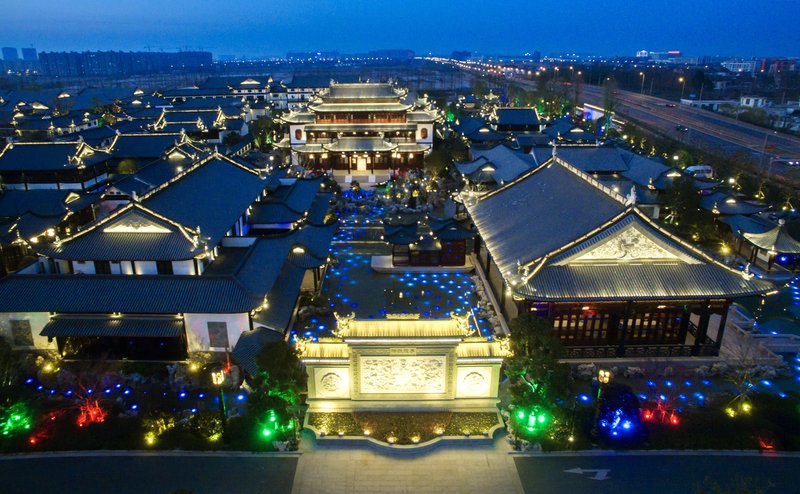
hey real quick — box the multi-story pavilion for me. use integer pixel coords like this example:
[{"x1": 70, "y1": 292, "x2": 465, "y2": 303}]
[
  {"x1": 464, "y1": 160, "x2": 773, "y2": 359},
  {"x1": 277, "y1": 82, "x2": 439, "y2": 177}
]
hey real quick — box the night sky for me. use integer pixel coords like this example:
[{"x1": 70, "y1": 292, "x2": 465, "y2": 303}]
[{"x1": 3, "y1": 0, "x2": 798, "y2": 58}]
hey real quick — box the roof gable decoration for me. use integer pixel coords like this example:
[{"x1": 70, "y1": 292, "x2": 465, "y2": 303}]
[
  {"x1": 102, "y1": 210, "x2": 174, "y2": 234},
  {"x1": 55, "y1": 202, "x2": 202, "y2": 251},
  {"x1": 554, "y1": 221, "x2": 702, "y2": 266}
]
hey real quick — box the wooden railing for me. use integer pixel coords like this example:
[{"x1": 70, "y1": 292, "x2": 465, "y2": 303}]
[{"x1": 563, "y1": 343, "x2": 718, "y2": 359}]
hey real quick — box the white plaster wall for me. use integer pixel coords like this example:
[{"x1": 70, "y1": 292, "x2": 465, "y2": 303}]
[
  {"x1": 184, "y1": 313, "x2": 250, "y2": 352},
  {"x1": 120, "y1": 261, "x2": 134, "y2": 275},
  {"x1": 417, "y1": 124, "x2": 434, "y2": 144},
  {"x1": 290, "y1": 125, "x2": 306, "y2": 144},
  {"x1": 135, "y1": 261, "x2": 157, "y2": 275},
  {"x1": 173, "y1": 260, "x2": 196, "y2": 275},
  {"x1": 72, "y1": 261, "x2": 95, "y2": 274},
  {"x1": 0, "y1": 312, "x2": 57, "y2": 350},
  {"x1": 54, "y1": 259, "x2": 71, "y2": 274}
]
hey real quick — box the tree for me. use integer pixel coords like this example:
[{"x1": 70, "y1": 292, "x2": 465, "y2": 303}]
[
  {"x1": 117, "y1": 159, "x2": 138, "y2": 174},
  {"x1": 504, "y1": 313, "x2": 571, "y2": 411},
  {"x1": 222, "y1": 132, "x2": 243, "y2": 147},
  {"x1": 249, "y1": 341, "x2": 306, "y2": 417},
  {"x1": 472, "y1": 77, "x2": 487, "y2": 98}
]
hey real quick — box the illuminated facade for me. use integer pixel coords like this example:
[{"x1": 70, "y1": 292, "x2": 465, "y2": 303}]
[
  {"x1": 277, "y1": 82, "x2": 440, "y2": 175},
  {"x1": 299, "y1": 314, "x2": 509, "y2": 411}
]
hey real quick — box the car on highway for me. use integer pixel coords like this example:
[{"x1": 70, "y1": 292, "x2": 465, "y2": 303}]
[
  {"x1": 665, "y1": 103, "x2": 677, "y2": 108},
  {"x1": 675, "y1": 125, "x2": 689, "y2": 132},
  {"x1": 773, "y1": 156, "x2": 800, "y2": 166}
]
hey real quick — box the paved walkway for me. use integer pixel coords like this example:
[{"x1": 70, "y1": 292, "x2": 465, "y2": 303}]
[{"x1": 291, "y1": 432, "x2": 524, "y2": 494}]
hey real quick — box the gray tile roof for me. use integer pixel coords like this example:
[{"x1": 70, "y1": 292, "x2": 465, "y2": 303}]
[
  {"x1": 553, "y1": 146, "x2": 633, "y2": 173},
  {"x1": 700, "y1": 192, "x2": 768, "y2": 216},
  {"x1": 40, "y1": 205, "x2": 201, "y2": 261},
  {"x1": 0, "y1": 222, "x2": 335, "y2": 314},
  {"x1": 250, "y1": 177, "x2": 323, "y2": 225},
  {"x1": 0, "y1": 141, "x2": 109, "y2": 172},
  {"x1": 512, "y1": 211, "x2": 773, "y2": 301},
  {"x1": 456, "y1": 144, "x2": 536, "y2": 184},
  {"x1": 742, "y1": 223, "x2": 800, "y2": 254},
  {"x1": 41, "y1": 315, "x2": 183, "y2": 338},
  {"x1": 465, "y1": 161, "x2": 626, "y2": 276},
  {"x1": 0, "y1": 275, "x2": 261, "y2": 313},
  {"x1": 323, "y1": 83, "x2": 401, "y2": 101},
  {"x1": 232, "y1": 326, "x2": 284, "y2": 377},
  {"x1": 494, "y1": 108, "x2": 540, "y2": 126},
  {"x1": 108, "y1": 133, "x2": 185, "y2": 159},
  {"x1": 515, "y1": 263, "x2": 772, "y2": 301},
  {"x1": 141, "y1": 155, "x2": 268, "y2": 250}
]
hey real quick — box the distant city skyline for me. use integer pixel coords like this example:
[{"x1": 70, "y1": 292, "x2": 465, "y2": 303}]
[{"x1": 2, "y1": 0, "x2": 798, "y2": 59}]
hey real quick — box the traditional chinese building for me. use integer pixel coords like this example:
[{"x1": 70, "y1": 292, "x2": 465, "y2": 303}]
[
  {"x1": 277, "y1": 82, "x2": 439, "y2": 177},
  {"x1": 0, "y1": 152, "x2": 335, "y2": 366},
  {"x1": 464, "y1": 159, "x2": 773, "y2": 359}
]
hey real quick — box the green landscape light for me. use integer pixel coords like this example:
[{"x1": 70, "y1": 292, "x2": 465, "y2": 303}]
[
  {"x1": 262, "y1": 428, "x2": 272, "y2": 437},
  {"x1": 1, "y1": 403, "x2": 33, "y2": 437}
]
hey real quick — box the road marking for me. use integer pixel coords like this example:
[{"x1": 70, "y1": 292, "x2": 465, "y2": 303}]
[{"x1": 564, "y1": 467, "x2": 611, "y2": 480}]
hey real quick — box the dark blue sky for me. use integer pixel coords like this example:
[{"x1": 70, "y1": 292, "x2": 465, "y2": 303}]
[{"x1": 4, "y1": 0, "x2": 799, "y2": 58}]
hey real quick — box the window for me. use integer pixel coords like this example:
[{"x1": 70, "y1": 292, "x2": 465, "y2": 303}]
[
  {"x1": 156, "y1": 261, "x2": 174, "y2": 275},
  {"x1": 207, "y1": 322, "x2": 229, "y2": 348},
  {"x1": 11, "y1": 320, "x2": 33, "y2": 347},
  {"x1": 94, "y1": 261, "x2": 111, "y2": 274}
]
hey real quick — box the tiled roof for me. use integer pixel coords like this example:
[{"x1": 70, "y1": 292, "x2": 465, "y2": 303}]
[
  {"x1": 455, "y1": 144, "x2": 536, "y2": 184},
  {"x1": 250, "y1": 177, "x2": 323, "y2": 225},
  {"x1": 41, "y1": 315, "x2": 183, "y2": 338},
  {"x1": 0, "y1": 275, "x2": 261, "y2": 313},
  {"x1": 465, "y1": 161, "x2": 626, "y2": 277},
  {"x1": 108, "y1": 133, "x2": 185, "y2": 159},
  {"x1": 39, "y1": 205, "x2": 201, "y2": 261},
  {"x1": 0, "y1": 141, "x2": 109, "y2": 172},
  {"x1": 141, "y1": 155, "x2": 268, "y2": 249},
  {"x1": 494, "y1": 108, "x2": 541, "y2": 126},
  {"x1": 700, "y1": 192, "x2": 768, "y2": 216}
]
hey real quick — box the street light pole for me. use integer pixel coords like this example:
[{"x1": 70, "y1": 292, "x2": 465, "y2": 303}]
[
  {"x1": 639, "y1": 72, "x2": 645, "y2": 94},
  {"x1": 211, "y1": 367, "x2": 228, "y2": 444},
  {"x1": 591, "y1": 369, "x2": 612, "y2": 439},
  {"x1": 679, "y1": 77, "x2": 685, "y2": 100}
]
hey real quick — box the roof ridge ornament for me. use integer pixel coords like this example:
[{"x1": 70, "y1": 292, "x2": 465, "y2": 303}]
[{"x1": 625, "y1": 185, "x2": 637, "y2": 206}]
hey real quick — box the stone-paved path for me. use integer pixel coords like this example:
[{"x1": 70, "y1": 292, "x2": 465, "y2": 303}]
[{"x1": 290, "y1": 432, "x2": 524, "y2": 494}]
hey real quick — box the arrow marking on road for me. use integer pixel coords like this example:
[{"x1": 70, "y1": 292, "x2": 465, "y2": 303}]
[{"x1": 564, "y1": 467, "x2": 611, "y2": 480}]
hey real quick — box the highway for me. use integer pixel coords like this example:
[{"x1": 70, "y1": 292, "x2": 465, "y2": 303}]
[{"x1": 578, "y1": 84, "x2": 800, "y2": 159}]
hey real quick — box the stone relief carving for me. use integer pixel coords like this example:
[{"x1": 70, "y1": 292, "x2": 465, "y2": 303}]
[
  {"x1": 319, "y1": 372, "x2": 342, "y2": 392},
  {"x1": 461, "y1": 371, "x2": 486, "y2": 392},
  {"x1": 360, "y1": 356, "x2": 446, "y2": 394},
  {"x1": 570, "y1": 226, "x2": 680, "y2": 262}
]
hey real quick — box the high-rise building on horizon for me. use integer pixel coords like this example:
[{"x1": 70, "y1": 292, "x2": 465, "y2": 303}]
[
  {"x1": 38, "y1": 50, "x2": 212, "y2": 77},
  {"x1": 2, "y1": 47, "x2": 19, "y2": 61},
  {"x1": 21, "y1": 47, "x2": 37, "y2": 61}
]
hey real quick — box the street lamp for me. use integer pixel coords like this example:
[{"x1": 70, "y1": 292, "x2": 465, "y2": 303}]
[
  {"x1": 592, "y1": 369, "x2": 612, "y2": 439},
  {"x1": 679, "y1": 77, "x2": 686, "y2": 100},
  {"x1": 639, "y1": 72, "x2": 645, "y2": 94},
  {"x1": 210, "y1": 366, "x2": 228, "y2": 444}
]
